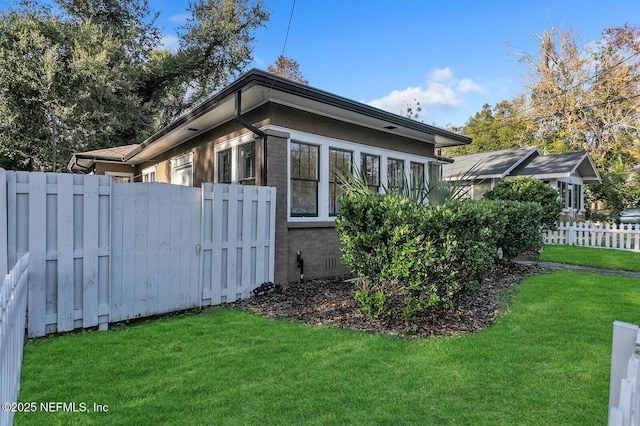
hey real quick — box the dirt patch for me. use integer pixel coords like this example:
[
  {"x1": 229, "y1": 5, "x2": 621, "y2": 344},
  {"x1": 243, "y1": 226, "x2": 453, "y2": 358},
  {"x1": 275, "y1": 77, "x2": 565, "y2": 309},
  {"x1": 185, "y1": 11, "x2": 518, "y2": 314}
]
[{"x1": 233, "y1": 263, "x2": 543, "y2": 338}]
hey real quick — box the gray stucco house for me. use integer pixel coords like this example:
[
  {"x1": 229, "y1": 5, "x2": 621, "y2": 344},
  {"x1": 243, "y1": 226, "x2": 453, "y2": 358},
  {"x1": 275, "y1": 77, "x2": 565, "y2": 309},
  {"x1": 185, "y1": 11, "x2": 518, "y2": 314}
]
[
  {"x1": 69, "y1": 68, "x2": 471, "y2": 283},
  {"x1": 442, "y1": 147, "x2": 602, "y2": 218}
]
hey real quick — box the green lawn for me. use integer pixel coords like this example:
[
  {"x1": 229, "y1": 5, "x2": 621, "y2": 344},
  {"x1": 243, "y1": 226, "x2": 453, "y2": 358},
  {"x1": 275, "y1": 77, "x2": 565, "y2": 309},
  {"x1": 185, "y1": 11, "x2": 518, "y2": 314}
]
[
  {"x1": 15, "y1": 270, "x2": 640, "y2": 425},
  {"x1": 540, "y1": 245, "x2": 640, "y2": 271}
]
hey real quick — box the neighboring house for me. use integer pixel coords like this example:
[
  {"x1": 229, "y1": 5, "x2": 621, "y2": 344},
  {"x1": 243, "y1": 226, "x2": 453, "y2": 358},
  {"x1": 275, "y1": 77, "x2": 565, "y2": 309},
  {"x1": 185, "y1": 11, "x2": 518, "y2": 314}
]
[
  {"x1": 442, "y1": 147, "x2": 601, "y2": 218},
  {"x1": 69, "y1": 68, "x2": 471, "y2": 283},
  {"x1": 70, "y1": 144, "x2": 139, "y2": 182}
]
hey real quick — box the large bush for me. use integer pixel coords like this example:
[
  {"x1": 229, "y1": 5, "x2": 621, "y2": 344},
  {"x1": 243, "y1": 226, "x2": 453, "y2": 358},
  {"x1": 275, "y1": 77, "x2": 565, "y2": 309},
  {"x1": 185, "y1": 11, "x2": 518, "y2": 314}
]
[
  {"x1": 483, "y1": 176, "x2": 562, "y2": 231},
  {"x1": 336, "y1": 192, "x2": 544, "y2": 321}
]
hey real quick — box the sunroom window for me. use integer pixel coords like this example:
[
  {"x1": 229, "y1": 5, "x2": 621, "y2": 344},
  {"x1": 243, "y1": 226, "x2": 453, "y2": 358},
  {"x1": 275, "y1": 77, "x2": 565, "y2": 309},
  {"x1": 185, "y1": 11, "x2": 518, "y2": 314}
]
[
  {"x1": 387, "y1": 158, "x2": 404, "y2": 193},
  {"x1": 217, "y1": 149, "x2": 232, "y2": 184},
  {"x1": 329, "y1": 148, "x2": 352, "y2": 216},
  {"x1": 290, "y1": 142, "x2": 319, "y2": 217},
  {"x1": 410, "y1": 162, "x2": 425, "y2": 194},
  {"x1": 360, "y1": 153, "x2": 380, "y2": 193},
  {"x1": 237, "y1": 142, "x2": 255, "y2": 185}
]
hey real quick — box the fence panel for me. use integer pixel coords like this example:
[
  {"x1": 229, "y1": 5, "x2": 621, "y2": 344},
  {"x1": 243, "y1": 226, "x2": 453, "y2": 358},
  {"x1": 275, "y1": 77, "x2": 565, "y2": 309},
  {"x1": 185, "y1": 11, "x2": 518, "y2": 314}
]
[
  {"x1": 0, "y1": 169, "x2": 7, "y2": 279},
  {"x1": 0, "y1": 253, "x2": 30, "y2": 426},
  {"x1": 3, "y1": 169, "x2": 276, "y2": 337},
  {"x1": 609, "y1": 321, "x2": 640, "y2": 425},
  {"x1": 6, "y1": 172, "x2": 111, "y2": 337},
  {"x1": 201, "y1": 184, "x2": 276, "y2": 306},
  {"x1": 110, "y1": 183, "x2": 202, "y2": 322},
  {"x1": 546, "y1": 221, "x2": 640, "y2": 252}
]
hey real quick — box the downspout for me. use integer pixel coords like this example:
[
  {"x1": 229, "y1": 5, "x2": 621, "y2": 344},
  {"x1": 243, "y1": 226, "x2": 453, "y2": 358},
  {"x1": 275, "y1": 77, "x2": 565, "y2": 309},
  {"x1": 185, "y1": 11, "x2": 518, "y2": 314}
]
[{"x1": 234, "y1": 90, "x2": 267, "y2": 185}]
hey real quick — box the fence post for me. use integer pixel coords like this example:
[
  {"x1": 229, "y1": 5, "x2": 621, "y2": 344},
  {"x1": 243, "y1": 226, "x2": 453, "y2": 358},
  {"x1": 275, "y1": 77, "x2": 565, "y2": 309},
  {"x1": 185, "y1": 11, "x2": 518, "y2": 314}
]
[
  {"x1": 0, "y1": 168, "x2": 6, "y2": 280},
  {"x1": 610, "y1": 321, "x2": 640, "y2": 420}
]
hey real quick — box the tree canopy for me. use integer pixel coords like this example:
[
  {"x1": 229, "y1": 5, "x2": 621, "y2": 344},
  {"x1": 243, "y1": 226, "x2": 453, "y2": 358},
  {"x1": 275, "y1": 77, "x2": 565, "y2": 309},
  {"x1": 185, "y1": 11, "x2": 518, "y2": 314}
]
[
  {"x1": 0, "y1": 0, "x2": 269, "y2": 171},
  {"x1": 445, "y1": 24, "x2": 640, "y2": 212},
  {"x1": 267, "y1": 55, "x2": 308, "y2": 84}
]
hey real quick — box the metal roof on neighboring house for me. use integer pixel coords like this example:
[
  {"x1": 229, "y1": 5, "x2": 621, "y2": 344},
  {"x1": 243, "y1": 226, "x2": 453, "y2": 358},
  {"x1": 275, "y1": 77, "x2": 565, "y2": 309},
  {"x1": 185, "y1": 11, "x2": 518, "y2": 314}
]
[
  {"x1": 442, "y1": 147, "x2": 539, "y2": 180},
  {"x1": 512, "y1": 151, "x2": 601, "y2": 184},
  {"x1": 68, "y1": 144, "x2": 140, "y2": 172}
]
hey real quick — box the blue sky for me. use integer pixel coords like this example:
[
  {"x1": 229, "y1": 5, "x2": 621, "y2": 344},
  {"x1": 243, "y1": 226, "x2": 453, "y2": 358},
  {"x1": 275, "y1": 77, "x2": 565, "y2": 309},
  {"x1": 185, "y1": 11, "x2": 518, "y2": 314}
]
[{"x1": 150, "y1": 0, "x2": 639, "y2": 128}]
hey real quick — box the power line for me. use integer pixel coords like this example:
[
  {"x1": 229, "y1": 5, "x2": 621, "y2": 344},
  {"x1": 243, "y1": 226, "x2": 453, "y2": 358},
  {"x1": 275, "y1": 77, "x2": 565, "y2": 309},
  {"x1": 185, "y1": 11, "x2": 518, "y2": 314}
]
[{"x1": 281, "y1": 0, "x2": 296, "y2": 57}]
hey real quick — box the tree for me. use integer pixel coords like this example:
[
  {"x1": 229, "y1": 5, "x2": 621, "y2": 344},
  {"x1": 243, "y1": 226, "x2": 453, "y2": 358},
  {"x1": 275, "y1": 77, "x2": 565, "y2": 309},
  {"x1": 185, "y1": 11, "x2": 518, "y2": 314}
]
[
  {"x1": 509, "y1": 24, "x2": 640, "y2": 211},
  {"x1": 267, "y1": 55, "x2": 308, "y2": 84},
  {"x1": 444, "y1": 100, "x2": 532, "y2": 156},
  {"x1": 0, "y1": 0, "x2": 269, "y2": 171}
]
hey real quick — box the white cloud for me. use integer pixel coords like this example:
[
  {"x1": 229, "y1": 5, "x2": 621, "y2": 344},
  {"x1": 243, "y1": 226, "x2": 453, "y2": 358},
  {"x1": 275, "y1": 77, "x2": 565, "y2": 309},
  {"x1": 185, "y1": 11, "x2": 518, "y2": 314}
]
[
  {"x1": 367, "y1": 68, "x2": 486, "y2": 119},
  {"x1": 457, "y1": 78, "x2": 487, "y2": 94},
  {"x1": 431, "y1": 67, "x2": 453, "y2": 82},
  {"x1": 160, "y1": 34, "x2": 180, "y2": 52},
  {"x1": 169, "y1": 13, "x2": 190, "y2": 24}
]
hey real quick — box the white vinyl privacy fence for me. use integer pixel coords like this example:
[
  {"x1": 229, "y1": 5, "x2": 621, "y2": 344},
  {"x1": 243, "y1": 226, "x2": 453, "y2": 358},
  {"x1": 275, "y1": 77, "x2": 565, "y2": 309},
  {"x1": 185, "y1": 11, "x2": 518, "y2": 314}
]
[
  {"x1": 2, "y1": 169, "x2": 276, "y2": 337},
  {"x1": 0, "y1": 253, "x2": 29, "y2": 426},
  {"x1": 545, "y1": 221, "x2": 640, "y2": 252},
  {"x1": 609, "y1": 321, "x2": 640, "y2": 425}
]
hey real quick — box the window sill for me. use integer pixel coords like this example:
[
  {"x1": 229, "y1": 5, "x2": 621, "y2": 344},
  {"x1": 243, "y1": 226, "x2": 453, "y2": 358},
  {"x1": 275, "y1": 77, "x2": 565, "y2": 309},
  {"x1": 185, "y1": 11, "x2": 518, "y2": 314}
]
[{"x1": 287, "y1": 221, "x2": 336, "y2": 229}]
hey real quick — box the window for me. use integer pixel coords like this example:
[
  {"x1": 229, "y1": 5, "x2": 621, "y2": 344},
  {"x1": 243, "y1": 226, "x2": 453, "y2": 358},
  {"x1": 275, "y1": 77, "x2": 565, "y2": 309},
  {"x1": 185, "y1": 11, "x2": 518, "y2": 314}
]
[
  {"x1": 360, "y1": 153, "x2": 380, "y2": 193},
  {"x1": 171, "y1": 152, "x2": 193, "y2": 186},
  {"x1": 410, "y1": 162, "x2": 425, "y2": 194},
  {"x1": 387, "y1": 158, "x2": 404, "y2": 193},
  {"x1": 574, "y1": 184, "x2": 582, "y2": 210},
  {"x1": 105, "y1": 172, "x2": 133, "y2": 184},
  {"x1": 142, "y1": 167, "x2": 156, "y2": 182},
  {"x1": 237, "y1": 142, "x2": 255, "y2": 185},
  {"x1": 217, "y1": 149, "x2": 231, "y2": 184},
  {"x1": 329, "y1": 148, "x2": 352, "y2": 216},
  {"x1": 428, "y1": 161, "x2": 441, "y2": 183},
  {"x1": 290, "y1": 142, "x2": 319, "y2": 217}
]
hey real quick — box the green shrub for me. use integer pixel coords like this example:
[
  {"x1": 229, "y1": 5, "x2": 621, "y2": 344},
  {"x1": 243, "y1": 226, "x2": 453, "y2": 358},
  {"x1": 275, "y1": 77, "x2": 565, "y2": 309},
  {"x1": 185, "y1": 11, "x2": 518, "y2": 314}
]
[
  {"x1": 483, "y1": 176, "x2": 562, "y2": 231},
  {"x1": 336, "y1": 192, "x2": 545, "y2": 321},
  {"x1": 490, "y1": 199, "x2": 544, "y2": 260}
]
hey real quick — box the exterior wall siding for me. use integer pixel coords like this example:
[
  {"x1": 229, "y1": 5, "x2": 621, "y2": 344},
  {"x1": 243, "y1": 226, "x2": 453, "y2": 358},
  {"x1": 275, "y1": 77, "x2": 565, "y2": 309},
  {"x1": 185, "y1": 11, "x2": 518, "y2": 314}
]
[
  {"x1": 268, "y1": 103, "x2": 435, "y2": 157},
  {"x1": 287, "y1": 225, "x2": 350, "y2": 281},
  {"x1": 265, "y1": 130, "x2": 290, "y2": 284}
]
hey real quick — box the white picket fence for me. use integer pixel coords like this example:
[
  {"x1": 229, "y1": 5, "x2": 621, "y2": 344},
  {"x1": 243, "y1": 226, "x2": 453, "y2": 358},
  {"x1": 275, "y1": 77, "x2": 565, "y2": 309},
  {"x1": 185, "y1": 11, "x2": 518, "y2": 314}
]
[
  {"x1": 0, "y1": 253, "x2": 30, "y2": 426},
  {"x1": 2, "y1": 169, "x2": 276, "y2": 337},
  {"x1": 545, "y1": 221, "x2": 640, "y2": 252},
  {"x1": 609, "y1": 321, "x2": 640, "y2": 425}
]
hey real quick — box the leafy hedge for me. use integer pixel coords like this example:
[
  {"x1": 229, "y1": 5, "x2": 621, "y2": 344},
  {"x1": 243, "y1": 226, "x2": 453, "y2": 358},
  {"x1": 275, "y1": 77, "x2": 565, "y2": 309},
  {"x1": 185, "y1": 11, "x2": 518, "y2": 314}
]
[
  {"x1": 484, "y1": 176, "x2": 562, "y2": 231},
  {"x1": 335, "y1": 193, "x2": 543, "y2": 320}
]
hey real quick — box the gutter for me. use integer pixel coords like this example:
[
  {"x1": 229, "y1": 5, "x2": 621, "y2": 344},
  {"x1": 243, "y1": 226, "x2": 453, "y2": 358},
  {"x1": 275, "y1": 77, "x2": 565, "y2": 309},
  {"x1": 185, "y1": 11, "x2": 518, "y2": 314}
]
[{"x1": 234, "y1": 90, "x2": 268, "y2": 185}]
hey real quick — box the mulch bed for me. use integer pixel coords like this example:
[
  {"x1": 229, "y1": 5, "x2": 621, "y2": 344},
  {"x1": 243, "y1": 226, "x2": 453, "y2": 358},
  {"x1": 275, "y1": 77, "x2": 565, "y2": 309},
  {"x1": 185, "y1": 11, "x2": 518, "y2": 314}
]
[{"x1": 233, "y1": 263, "x2": 544, "y2": 338}]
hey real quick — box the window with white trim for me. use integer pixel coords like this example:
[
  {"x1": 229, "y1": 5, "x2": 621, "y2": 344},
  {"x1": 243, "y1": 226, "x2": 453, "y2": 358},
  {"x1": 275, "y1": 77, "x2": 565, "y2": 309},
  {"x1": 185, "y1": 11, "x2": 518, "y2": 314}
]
[
  {"x1": 237, "y1": 142, "x2": 255, "y2": 185},
  {"x1": 360, "y1": 153, "x2": 380, "y2": 193},
  {"x1": 329, "y1": 148, "x2": 352, "y2": 216},
  {"x1": 410, "y1": 162, "x2": 425, "y2": 193},
  {"x1": 290, "y1": 141, "x2": 319, "y2": 217},
  {"x1": 171, "y1": 152, "x2": 193, "y2": 186},
  {"x1": 142, "y1": 166, "x2": 156, "y2": 182},
  {"x1": 105, "y1": 171, "x2": 134, "y2": 183},
  {"x1": 387, "y1": 158, "x2": 404, "y2": 193},
  {"x1": 217, "y1": 149, "x2": 232, "y2": 183}
]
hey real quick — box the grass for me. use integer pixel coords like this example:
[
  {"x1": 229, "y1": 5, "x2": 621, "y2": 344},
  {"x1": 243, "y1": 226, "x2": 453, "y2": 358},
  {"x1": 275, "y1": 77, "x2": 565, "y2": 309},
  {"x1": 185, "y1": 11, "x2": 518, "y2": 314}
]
[
  {"x1": 540, "y1": 245, "x2": 640, "y2": 271},
  {"x1": 15, "y1": 270, "x2": 640, "y2": 425}
]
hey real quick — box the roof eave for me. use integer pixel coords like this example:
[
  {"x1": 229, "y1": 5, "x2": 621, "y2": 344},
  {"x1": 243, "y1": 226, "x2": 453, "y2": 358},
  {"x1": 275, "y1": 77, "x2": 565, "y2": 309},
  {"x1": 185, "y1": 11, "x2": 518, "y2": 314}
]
[{"x1": 125, "y1": 69, "x2": 471, "y2": 162}]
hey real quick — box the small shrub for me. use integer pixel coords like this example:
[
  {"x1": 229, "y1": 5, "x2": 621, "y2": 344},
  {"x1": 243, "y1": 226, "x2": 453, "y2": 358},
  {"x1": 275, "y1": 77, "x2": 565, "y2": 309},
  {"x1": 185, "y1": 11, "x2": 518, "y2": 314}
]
[
  {"x1": 336, "y1": 191, "x2": 546, "y2": 322},
  {"x1": 484, "y1": 176, "x2": 562, "y2": 231},
  {"x1": 490, "y1": 199, "x2": 544, "y2": 260}
]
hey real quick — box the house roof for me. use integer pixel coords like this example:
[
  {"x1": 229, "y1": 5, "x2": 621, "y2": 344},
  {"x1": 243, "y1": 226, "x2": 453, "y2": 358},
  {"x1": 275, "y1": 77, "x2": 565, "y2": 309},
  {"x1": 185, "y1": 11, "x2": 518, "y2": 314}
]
[
  {"x1": 442, "y1": 147, "x2": 539, "y2": 180},
  {"x1": 68, "y1": 144, "x2": 140, "y2": 172},
  {"x1": 120, "y1": 68, "x2": 471, "y2": 165},
  {"x1": 512, "y1": 151, "x2": 601, "y2": 184}
]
